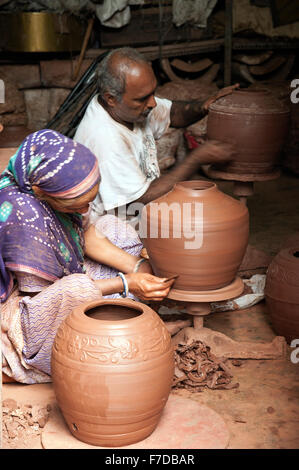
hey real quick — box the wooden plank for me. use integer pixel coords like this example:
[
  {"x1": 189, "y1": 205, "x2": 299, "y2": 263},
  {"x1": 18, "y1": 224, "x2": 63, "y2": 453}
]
[
  {"x1": 232, "y1": 62, "x2": 255, "y2": 83},
  {"x1": 171, "y1": 58, "x2": 213, "y2": 73},
  {"x1": 160, "y1": 58, "x2": 186, "y2": 82},
  {"x1": 271, "y1": 54, "x2": 296, "y2": 80},
  {"x1": 249, "y1": 55, "x2": 286, "y2": 76},
  {"x1": 84, "y1": 39, "x2": 224, "y2": 61},
  {"x1": 224, "y1": 0, "x2": 233, "y2": 86},
  {"x1": 233, "y1": 51, "x2": 273, "y2": 65},
  {"x1": 194, "y1": 64, "x2": 220, "y2": 84},
  {"x1": 233, "y1": 38, "x2": 299, "y2": 50}
]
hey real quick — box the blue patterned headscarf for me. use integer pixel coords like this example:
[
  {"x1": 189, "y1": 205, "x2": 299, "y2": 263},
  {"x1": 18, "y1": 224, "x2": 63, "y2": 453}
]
[{"x1": 0, "y1": 129, "x2": 100, "y2": 302}]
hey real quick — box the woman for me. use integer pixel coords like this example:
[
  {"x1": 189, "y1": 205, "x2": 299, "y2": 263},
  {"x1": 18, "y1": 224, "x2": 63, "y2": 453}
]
[{"x1": 1, "y1": 129, "x2": 174, "y2": 384}]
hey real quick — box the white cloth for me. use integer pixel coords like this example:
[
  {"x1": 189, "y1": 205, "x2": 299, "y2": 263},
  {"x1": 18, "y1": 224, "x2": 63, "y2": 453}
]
[
  {"x1": 74, "y1": 95, "x2": 172, "y2": 217},
  {"x1": 95, "y1": 0, "x2": 144, "y2": 28},
  {"x1": 173, "y1": 0, "x2": 217, "y2": 28}
]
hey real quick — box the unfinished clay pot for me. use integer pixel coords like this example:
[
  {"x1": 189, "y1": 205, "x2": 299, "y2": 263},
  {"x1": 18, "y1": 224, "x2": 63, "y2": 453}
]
[
  {"x1": 207, "y1": 89, "x2": 290, "y2": 176},
  {"x1": 51, "y1": 298, "x2": 174, "y2": 447},
  {"x1": 265, "y1": 247, "x2": 299, "y2": 344},
  {"x1": 249, "y1": 80, "x2": 291, "y2": 105},
  {"x1": 140, "y1": 180, "x2": 249, "y2": 292}
]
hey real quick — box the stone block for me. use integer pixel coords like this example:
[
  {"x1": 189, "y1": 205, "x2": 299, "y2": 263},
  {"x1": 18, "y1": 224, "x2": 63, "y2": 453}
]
[
  {"x1": 0, "y1": 72, "x2": 26, "y2": 114},
  {"x1": 0, "y1": 112, "x2": 27, "y2": 127},
  {"x1": 24, "y1": 88, "x2": 70, "y2": 131},
  {"x1": 40, "y1": 59, "x2": 93, "y2": 88},
  {"x1": 0, "y1": 64, "x2": 41, "y2": 89}
]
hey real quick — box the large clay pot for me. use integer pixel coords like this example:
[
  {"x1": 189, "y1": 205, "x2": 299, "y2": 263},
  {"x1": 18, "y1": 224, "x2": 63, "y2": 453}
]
[
  {"x1": 140, "y1": 180, "x2": 249, "y2": 292},
  {"x1": 265, "y1": 247, "x2": 299, "y2": 344},
  {"x1": 207, "y1": 89, "x2": 290, "y2": 176},
  {"x1": 51, "y1": 298, "x2": 174, "y2": 447},
  {"x1": 249, "y1": 80, "x2": 291, "y2": 106}
]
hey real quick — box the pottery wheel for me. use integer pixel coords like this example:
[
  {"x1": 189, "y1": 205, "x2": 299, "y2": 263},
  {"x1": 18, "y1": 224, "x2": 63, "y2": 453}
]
[
  {"x1": 167, "y1": 275, "x2": 286, "y2": 360},
  {"x1": 41, "y1": 394, "x2": 230, "y2": 449},
  {"x1": 167, "y1": 276, "x2": 244, "y2": 302},
  {"x1": 203, "y1": 164, "x2": 281, "y2": 182}
]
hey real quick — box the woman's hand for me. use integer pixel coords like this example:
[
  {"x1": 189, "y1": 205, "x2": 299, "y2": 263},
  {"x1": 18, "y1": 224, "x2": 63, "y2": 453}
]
[{"x1": 125, "y1": 272, "x2": 175, "y2": 301}]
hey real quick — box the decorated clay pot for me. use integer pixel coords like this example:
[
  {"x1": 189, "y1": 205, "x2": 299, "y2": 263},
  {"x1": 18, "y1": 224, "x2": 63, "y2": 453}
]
[
  {"x1": 265, "y1": 247, "x2": 299, "y2": 344},
  {"x1": 207, "y1": 89, "x2": 290, "y2": 176},
  {"x1": 140, "y1": 180, "x2": 249, "y2": 292},
  {"x1": 51, "y1": 298, "x2": 174, "y2": 447}
]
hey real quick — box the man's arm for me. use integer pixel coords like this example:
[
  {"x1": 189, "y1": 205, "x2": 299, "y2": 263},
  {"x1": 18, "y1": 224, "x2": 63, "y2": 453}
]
[
  {"x1": 170, "y1": 84, "x2": 240, "y2": 128},
  {"x1": 134, "y1": 140, "x2": 234, "y2": 205},
  {"x1": 170, "y1": 100, "x2": 207, "y2": 128}
]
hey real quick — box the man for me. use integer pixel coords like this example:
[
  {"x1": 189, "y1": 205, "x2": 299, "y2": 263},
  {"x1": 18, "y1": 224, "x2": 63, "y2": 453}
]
[{"x1": 74, "y1": 47, "x2": 237, "y2": 221}]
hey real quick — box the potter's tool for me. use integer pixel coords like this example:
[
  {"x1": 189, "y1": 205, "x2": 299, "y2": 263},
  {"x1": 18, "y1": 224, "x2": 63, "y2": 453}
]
[{"x1": 163, "y1": 275, "x2": 179, "y2": 282}]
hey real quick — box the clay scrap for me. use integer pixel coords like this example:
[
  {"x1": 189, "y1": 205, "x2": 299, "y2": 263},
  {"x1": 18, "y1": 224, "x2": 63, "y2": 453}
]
[
  {"x1": 2, "y1": 398, "x2": 51, "y2": 448},
  {"x1": 173, "y1": 340, "x2": 240, "y2": 392}
]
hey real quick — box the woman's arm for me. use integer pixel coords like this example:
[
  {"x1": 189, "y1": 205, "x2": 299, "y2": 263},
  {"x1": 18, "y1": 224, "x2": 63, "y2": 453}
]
[
  {"x1": 84, "y1": 224, "x2": 146, "y2": 273},
  {"x1": 84, "y1": 224, "x2": 153, "y2": 273},
  {"x1": 84, "y1": 225, "x2": 174, "y2": 300},
  {"x1": 94, "y1": 272, "x2": 175, "y2": 301}
]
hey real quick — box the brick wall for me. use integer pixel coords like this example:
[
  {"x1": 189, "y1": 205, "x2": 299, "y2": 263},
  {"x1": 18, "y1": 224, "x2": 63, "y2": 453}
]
[{"x1": 0, "y1": 58, "x2": 92, "y2": 131}]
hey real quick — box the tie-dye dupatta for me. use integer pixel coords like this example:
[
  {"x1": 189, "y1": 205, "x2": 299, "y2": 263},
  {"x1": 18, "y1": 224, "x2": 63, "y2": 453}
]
[{"x1": 0, "y1": 129, "x2": 100, "y2": 302}]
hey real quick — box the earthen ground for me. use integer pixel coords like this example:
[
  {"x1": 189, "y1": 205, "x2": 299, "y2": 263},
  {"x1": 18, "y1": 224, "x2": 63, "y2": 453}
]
[{"x1": 1, "y1": 164, "x2": 299, "y2": 449}]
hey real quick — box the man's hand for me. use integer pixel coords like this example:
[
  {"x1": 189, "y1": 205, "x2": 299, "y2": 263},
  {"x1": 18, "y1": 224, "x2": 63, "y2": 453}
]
[
  {"x1": 126, "y1": 272, "x2": 175, "y2": 301},
  {"x1": 191, "y1": 139, "x2": 236, "y2": 166},
  {"x1": 203, "y1": 83, "x2": 240, "y2": 111}
]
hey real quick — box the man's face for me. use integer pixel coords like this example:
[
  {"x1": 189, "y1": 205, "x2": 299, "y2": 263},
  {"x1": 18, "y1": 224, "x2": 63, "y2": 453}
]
[{"x1": 108, "y1": 62, "x2": 158, "y2": 125}]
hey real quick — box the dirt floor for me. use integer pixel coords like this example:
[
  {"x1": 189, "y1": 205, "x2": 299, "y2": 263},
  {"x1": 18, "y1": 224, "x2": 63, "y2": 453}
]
[{"x1": 1, "y1": 168, "x2": 299, "y2": 450}]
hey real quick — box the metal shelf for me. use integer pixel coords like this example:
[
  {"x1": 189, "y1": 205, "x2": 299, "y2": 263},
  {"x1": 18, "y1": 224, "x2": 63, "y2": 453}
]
[{"x1": 233, "y1": 38, "x2": 299, "y2": 50}]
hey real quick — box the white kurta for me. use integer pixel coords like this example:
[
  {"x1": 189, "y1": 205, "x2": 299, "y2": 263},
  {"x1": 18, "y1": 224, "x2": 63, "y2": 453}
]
[{"x1": 74, "y1": 95, "x2": 172, "y2": 218}]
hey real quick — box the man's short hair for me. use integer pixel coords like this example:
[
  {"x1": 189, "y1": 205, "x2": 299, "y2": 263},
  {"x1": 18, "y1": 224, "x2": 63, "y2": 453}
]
[{"x1": 97, "y1": 47, "x2": 149, "y2": 102}]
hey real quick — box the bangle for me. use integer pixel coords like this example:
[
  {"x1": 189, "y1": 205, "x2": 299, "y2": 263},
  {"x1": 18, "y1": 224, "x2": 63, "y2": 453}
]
[
  {"x1": 117, "y1": 272, "x2": 129, "y2": 298},
  {"x1": 133, "y1": 258, "x2": 147, "y2": 273}
]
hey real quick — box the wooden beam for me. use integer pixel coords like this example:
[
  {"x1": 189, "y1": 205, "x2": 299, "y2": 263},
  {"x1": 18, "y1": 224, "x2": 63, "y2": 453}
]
[
  {"x1": 224, "y1": 0, "x2": 233, "y2": 86},
  {"x1": 84, "y1": 39, "x2": 224, "y2": 61}
]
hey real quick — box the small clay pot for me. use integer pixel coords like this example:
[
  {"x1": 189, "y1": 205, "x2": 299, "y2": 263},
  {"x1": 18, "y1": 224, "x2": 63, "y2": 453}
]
[
  {"x1": 207, "y1": 89, "x2": 290, "y2": 176},
  {"x1": 265, "y1": 247, "x2": 299, "y2": 344},
  {"x1": 140, "y1": 180, "x2": 249, "y2": 292},
  {"x1": 51, "y1": 298, "x2": 174, "y2": 447}
]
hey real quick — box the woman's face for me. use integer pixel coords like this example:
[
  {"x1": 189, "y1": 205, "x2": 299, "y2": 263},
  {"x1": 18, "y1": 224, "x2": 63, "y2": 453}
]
[{"x1": 40, "y1": 183, "x2": 100, "y2": 214}]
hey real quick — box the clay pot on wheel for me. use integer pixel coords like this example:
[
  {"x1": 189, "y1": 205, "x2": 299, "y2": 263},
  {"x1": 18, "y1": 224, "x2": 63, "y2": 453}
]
[
  {"x1": 207, "y1": 89, "x2": 290, "y2": 177},
  {"x1": 51, "y1": 298, "x2": 174, "y2": 447},
  {"x1": 140, "y1": 180, "x2": 249, "y2": 292},
  {"x1": 265, "y1": 247, "x2": 299, "y2": 344}
]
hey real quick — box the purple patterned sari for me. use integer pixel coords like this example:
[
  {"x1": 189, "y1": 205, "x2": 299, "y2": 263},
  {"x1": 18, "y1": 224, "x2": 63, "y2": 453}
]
[{"x1": 0, "y1": 129, "x2": 100, "y2": 302}]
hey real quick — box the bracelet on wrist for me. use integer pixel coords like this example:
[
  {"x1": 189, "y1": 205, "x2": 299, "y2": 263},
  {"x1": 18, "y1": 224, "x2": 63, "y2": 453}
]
[
  {"x1": 117, "y1": 272, "x2": 129, "y2": 297},
  {"x1": 133, "y1": 258, "x2": 147, "y2": 273}
]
